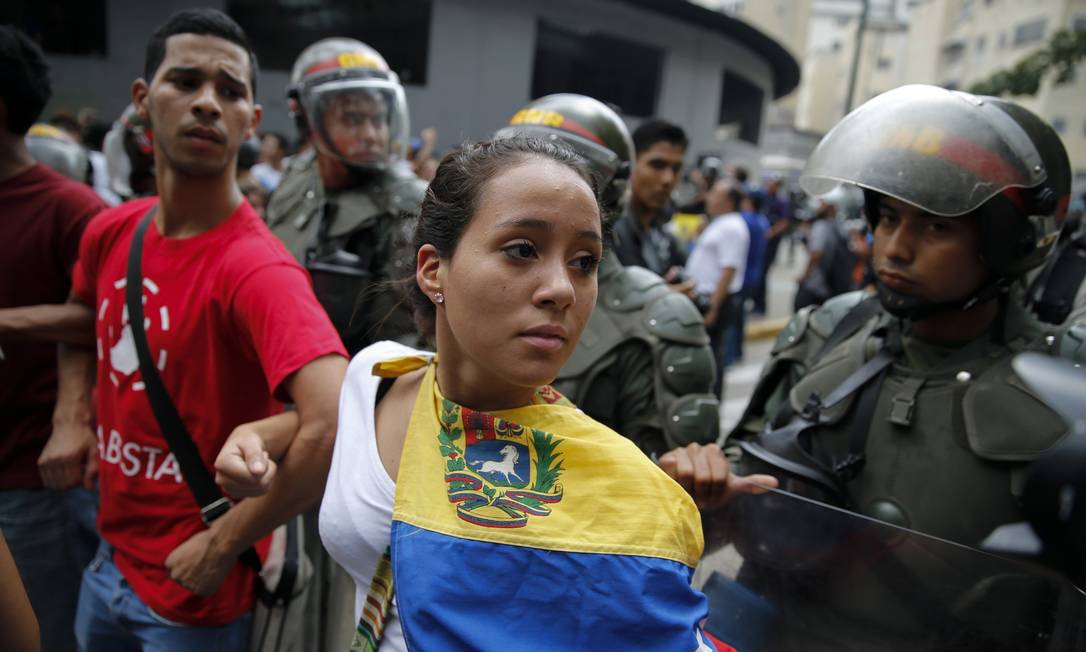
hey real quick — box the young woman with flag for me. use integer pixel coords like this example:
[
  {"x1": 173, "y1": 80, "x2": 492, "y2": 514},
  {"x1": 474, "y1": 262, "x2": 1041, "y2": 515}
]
[{"x1": 217, "y1": 137, "x2": 717, "y2": 650}]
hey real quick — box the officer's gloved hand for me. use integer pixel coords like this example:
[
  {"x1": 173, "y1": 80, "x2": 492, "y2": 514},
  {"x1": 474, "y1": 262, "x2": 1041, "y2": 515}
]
[{"x1": 659, "y1": 443, "x2": 778, "y2": 513}]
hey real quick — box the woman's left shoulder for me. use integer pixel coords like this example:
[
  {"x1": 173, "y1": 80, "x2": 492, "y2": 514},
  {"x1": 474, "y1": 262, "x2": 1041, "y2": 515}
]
[{"x1": 347, "y1": 341, "x2": 432, "y2": 383}]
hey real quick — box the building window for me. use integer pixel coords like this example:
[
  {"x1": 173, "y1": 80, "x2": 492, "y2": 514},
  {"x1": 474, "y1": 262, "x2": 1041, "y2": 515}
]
[
  {"x1": 1013, "y1": 18, "x2": 1047, "y2": 47},
  {"x1": 227, "y1": 0, "x2": 432, "y2": 84},
  {"x1": 531, "y1": 20, "x2": 663, "y2": 118},
  {"x1": 998, "y1": 32, "x2": 1006, "y2": 49},
  {"x1": 718, "y1": 70, "x2": 764, "y2": 145},
  {"x1": 1, "y1": 0, "x2": 107, "y2": 56},
  {"x1": 877, "y1": 57, "x2": 892, "y2": 70},
  {"x1": 976, "y1": 35, "x2": 986, "y2": 53},
  {"x1": 1051, "y1": 117, "x2": 1066, "y2": 133},
  {"x1": 1073, "y1": 15, "x2": 1086, "y2": 32}
]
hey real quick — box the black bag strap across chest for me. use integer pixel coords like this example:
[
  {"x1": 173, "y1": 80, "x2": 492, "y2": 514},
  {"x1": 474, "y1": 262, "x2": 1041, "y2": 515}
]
[{"x1": 126, "y1": 205, "x2": 262, "y2": 572}]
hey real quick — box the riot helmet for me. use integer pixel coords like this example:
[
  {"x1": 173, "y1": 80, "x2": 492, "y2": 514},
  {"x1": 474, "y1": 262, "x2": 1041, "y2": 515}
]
[
  {"x1": 287, "y1": 38, "x2": 408, "y2": 173},
  {"x1": 26, "y1": 123, "x2": 91, "y2": 183},
  {"x1": 800, "y1": 84, "x2": 1070, "y2": 319},
  {"x1": 102, "y1": 104, "x2": 155, "y2": 199},
  {"x1": 818, "y1": 184, "x2": 864, "y2": 222},
  {"x1": 698, "y1": 155, "x2": 724, "y2": 188},
  {"x1": 495, "y1": 93, "x2": 634, "y2": 209}
]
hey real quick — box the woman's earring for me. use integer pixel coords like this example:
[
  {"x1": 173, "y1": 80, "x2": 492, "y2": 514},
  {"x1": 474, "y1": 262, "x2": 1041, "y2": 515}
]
[{"x1": 434, "y1": 292, "x2": 444, "y2": 304}]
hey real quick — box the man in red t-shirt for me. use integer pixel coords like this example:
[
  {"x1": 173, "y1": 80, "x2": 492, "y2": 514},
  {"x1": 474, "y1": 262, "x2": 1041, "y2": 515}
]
[
  {"x1": 0, "y1": 26, "x2": 107, "y2": 652},
  {"x1": 5, "y1": 11, "x2": 348, "y2": 649}
]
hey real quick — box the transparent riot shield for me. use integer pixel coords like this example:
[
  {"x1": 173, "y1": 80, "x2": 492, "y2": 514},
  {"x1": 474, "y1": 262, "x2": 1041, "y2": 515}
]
[{"x1": 695, "y1": 488, "x2": 1086, "y2": 652}]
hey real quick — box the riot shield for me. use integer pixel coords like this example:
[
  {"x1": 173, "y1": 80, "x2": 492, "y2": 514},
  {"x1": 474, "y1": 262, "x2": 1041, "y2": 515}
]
[{"x1": 695, "y1": 488, "x2": 1086, "y2": 652}]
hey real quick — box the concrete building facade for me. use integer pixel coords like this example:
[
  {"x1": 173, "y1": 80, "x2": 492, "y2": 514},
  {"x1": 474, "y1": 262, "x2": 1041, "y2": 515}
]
[
  {"x1": 904, "y1": 0, "x2": 1086, "y2": 189},
  {"x1": 18, "y1": 0, "x2": 798, "y2": 171},
  {"x1": 775, "y1": 0, "x2": 1085, "y2": 190}
]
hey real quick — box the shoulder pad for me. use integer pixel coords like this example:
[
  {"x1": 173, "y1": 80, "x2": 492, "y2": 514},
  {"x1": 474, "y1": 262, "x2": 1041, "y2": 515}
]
[
  {"x1": 662, "y1": 394, "x2": 721, "y2": 449},
  {"x1": 600, "y1": 265, "x2": 669, "y2": 312},
  {"x1": 657, "y1": 342, "x2": 716, "y2": 396},
  {"x1": 771, "y1": 309, "x2": 811, "y2": 355},
  {"x1": 385, "y1": 170, "x2": 428, "y2": 214},
  {"x1": 1054, "y1": 318, "x2": 1086, "y2": 364},
  {"x1": 326, "y1": 171, "x2": 425, "y2": 238},
  {"x1": 286, "y1": 148, "x2": 316, "y2": 172},
  {"x1": 808, "y1": 290, "x2": 869, "y2": 339},
  {"x1": 645, "y1": 292, "x2": 711, "y2": 346},
  {"x1": 266, "y1": 160, "x2": 321, "y2": 229},
  {"x1": 963, "y1": 356, "x2": 1067, "y2": 461}
]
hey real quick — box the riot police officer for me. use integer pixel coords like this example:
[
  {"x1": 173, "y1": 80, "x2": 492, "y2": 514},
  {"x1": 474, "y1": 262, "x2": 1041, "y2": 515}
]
[
  {"x1": 1025, "y1": 203, "x2": 1086, "y2": 325},
  {"x1": 267, "y1": 38, "x2": 426, "y2": 353},
  {"x1": 102, "y1": 104, "x2": 155, "y2": 200},
  {"x1": 681, "y1": 83, "x2": 1083, "y2": 650},
  {"x1": 727, "y1": 84, "x2": 1078, "y2": 547},
  {"x1": 495, "y1": 94, "x2": 720, "y2": 458}
]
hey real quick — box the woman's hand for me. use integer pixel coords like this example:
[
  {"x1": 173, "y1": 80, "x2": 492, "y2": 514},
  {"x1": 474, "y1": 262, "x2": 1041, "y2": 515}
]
[
  {"x1": 659, "y1": 442, "x2": 778, "y2": 512},
  {"x1": 214, "y1": 411, "x2": 299, "y2": 497}
]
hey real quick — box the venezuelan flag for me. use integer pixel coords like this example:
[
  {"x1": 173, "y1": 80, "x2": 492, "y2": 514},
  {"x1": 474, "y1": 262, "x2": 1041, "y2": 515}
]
[{"x1": 384, "y1": 358, "x2": 714, "y2": 650}]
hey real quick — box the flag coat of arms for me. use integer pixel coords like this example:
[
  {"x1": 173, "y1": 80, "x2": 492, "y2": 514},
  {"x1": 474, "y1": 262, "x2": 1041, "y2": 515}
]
[{"x1": 380, "y1": 357, "x2": 714, "y2": 650}]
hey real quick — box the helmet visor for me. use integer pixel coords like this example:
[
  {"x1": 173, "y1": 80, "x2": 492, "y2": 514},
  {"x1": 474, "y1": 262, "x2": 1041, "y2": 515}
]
[
  {"x1": 800, "y1": 85, "x2": 1046, "y2": 217},
  {"x1": 301, "y1": 78, "x2": 409, "y2": 170}
]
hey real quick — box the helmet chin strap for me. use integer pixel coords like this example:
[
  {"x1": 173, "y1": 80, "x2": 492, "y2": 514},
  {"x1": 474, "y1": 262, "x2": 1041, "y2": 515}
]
[
  {"x1": 345, "y1": 163, "x2": 384, "y2": 185},
  {"x1": 875, "y1": 276, "x2": 1009, "y2": 322}
]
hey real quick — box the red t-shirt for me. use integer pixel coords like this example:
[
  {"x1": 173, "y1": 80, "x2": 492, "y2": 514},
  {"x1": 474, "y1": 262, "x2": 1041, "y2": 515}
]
[
  {"x1": 0, "y1": 163, "x2": 105, "y2": 489},
  {"x1": 71, "y1": 196, "x2": 346, "y2": 625}
]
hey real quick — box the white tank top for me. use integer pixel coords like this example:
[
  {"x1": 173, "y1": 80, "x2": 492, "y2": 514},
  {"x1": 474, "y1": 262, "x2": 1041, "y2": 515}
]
[{"x1": 320, "y1": 341, "x2": 431, "y2": 652}]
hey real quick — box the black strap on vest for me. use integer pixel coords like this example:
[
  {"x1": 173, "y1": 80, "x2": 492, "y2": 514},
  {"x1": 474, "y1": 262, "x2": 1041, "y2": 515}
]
[
  {"x1": 126, "y1": 206, "x2": 262, "y2": 572},
  {"x1": 741, "y1": 348, "x2": 893, "y2": 504},
  {"x1": 812, "y1": 295, "x2": 883, "y2": 364},
  {"x1": 1028, "y1": 232, "x2": 1086, "y2": 325},
  {"x1": 774, "y1": 296, "x2": 883, "y2": 430},
  {"x1": 727, "y1": 295, "x2": 882, "y2": 441}
]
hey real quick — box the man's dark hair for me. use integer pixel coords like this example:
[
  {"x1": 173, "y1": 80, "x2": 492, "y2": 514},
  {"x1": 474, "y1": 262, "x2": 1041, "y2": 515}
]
[
  {"x1": 732, "y1": 166, "x2": 749, "y2": 184},
  {"x1": 83, "y1": 121, "x2": 112, "y2": 151},
  {"x1": 144, "y1": 9, "x2": 258, "y2": 98},
  {"x1": 237, "y1": 139, "x2": 260, "y2": 171},
  {"x1": 632, "y1": 119, "x2": 688, "y2": 156},
  {"x1": 48, "y1": 111, "x2": 81, "y2": 136},
  {"x1": 726, "y1": 185, "x2": 745, "y2": 211},
  {"x1": 0, "y1": 26, "x2": 51, "y2": 135},
  {"x1": 261, "y1": 131, "x2": 289, "y2": 153}
]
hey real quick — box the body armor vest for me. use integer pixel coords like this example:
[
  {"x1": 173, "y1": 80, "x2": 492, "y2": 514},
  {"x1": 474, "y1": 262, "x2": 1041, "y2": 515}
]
[{"x1": 267, "y1": 152, "x2": 426, "y2": 353}]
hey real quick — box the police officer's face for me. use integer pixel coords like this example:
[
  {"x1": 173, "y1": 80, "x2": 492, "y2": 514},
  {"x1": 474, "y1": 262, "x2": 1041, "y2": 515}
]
[
  {"x1": 134, "y1": 33, "x2": 261, "y2": 178},
  {"x1": 873, "y1": 196, "x2": 988, "y2": 304},
  {"x1": 321, "y1": 91, "x2": 389, "y2": 165},
  {"x1": 423, "y1": 158, "x2": 602, "y2": 406},
  {"x1": 631, "y1": 142, "x2": 684, "y2": 211}
]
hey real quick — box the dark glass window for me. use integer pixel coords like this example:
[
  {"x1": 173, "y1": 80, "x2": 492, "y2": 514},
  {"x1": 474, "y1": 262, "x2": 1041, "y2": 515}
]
[
  {"x1": 1, "y1": 0, "x2": 107, "y2": 57},
  {"x1": 531, "y1": 19, "x2": 662, "y2": 118},
  {"x1": 227, "y1": 0, "x2": 432, "y2": 84},
  {"x1": 718, "y1": 70, "x2": 763, "y2": 145},
  {"x1": 1013, "y1": 18, "x2": 1047, "y2": 47}
]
